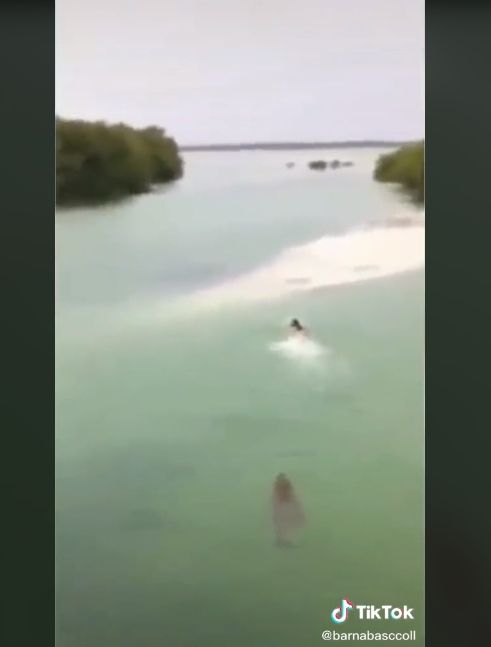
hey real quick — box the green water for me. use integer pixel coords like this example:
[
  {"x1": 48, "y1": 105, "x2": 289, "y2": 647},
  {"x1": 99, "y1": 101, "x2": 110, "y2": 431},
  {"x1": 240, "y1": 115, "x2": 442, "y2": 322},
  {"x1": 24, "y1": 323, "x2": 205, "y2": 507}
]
[{"x1": 56, "y1": 150, "x2": 424, "y2": 646}]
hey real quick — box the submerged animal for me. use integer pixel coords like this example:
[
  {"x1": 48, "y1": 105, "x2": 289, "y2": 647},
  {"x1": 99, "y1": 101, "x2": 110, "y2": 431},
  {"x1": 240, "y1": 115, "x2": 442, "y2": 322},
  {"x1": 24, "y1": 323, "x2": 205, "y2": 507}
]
[{"x1": 272, "y1": 473, "x2": 306, "y2": 546}]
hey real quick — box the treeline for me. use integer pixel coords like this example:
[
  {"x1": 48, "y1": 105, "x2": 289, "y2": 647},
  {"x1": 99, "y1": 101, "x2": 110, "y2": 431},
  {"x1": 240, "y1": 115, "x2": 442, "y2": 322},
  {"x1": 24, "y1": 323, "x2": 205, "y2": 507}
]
[
  {"x1": 56, "y1": 118, "x2": 183, "y2": 206},
  {"x1": 373, "y1": 141, "x2": 424, "y2": 204}
]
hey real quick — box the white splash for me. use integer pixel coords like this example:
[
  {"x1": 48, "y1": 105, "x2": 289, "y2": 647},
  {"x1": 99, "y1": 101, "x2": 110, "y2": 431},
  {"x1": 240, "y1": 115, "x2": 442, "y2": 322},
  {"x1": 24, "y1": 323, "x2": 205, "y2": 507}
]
[{"x1": 269, "y1": 335, "x2": 330, "y2": 361}]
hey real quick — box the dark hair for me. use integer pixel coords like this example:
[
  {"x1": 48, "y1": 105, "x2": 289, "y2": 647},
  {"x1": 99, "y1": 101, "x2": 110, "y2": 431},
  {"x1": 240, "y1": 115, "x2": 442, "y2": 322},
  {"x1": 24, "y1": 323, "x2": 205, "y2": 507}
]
[{"x1": 290, "y1": 318, "x2": 302, "y2": 330}]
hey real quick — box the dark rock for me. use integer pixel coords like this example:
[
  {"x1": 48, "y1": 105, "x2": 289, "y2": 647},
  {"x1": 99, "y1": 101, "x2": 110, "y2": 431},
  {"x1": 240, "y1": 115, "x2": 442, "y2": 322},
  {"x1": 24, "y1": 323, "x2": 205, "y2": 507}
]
[{"x1": 308, "y1": 160, "x2": 327, "y2": 170}]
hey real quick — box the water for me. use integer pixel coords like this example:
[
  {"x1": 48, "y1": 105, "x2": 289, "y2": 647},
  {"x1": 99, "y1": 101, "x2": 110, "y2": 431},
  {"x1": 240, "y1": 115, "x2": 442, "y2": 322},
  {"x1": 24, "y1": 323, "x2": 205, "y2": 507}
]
[{"x1": 56, "y1": 149, "x2": 424, "y2": 646}]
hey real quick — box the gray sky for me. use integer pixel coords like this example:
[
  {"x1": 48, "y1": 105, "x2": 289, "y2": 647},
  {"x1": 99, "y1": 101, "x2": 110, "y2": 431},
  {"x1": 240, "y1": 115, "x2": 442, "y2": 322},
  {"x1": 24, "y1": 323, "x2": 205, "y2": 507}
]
[{"x1": 56, "y1": 0, "x2": 424, "y2": 145}]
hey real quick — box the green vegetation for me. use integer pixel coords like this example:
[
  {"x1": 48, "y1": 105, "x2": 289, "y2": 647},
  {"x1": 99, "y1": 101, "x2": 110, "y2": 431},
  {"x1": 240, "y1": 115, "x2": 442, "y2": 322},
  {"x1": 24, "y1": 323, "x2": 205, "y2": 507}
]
[
  {"x1": 56, "y1": 118, "x2": 183, "y2": 206},
  {"x1": 373, "y1": 141, "x2": 424, "y2": 204}
]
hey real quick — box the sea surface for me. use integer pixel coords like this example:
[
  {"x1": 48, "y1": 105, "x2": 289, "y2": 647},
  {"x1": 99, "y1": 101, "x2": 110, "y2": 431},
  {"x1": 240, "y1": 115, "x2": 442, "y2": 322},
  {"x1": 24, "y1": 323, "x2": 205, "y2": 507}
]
[{"x1": 56, "y1": 148, "x2": 425, "y2": 646}]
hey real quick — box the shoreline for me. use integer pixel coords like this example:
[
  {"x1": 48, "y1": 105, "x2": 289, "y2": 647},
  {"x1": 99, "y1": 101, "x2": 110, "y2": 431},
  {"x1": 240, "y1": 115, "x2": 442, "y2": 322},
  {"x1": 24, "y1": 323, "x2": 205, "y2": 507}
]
[{"x1": 179, "y1": 140, "x2": 414, "y2": 152}]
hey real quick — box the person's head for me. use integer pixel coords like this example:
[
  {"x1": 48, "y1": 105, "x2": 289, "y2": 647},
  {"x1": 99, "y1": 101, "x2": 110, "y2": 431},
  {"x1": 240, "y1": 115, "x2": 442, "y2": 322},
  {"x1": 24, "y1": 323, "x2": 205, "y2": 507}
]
[{"x1": 290, "y1": 318, "x2": 302, "y2": 330}]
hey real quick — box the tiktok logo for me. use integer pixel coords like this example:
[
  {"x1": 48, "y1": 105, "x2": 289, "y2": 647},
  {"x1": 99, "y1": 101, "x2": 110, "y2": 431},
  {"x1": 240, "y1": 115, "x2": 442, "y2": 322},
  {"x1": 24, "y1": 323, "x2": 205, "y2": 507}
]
[{"x1": 330, "y1": 598, "x2": 354, "y2": 624}]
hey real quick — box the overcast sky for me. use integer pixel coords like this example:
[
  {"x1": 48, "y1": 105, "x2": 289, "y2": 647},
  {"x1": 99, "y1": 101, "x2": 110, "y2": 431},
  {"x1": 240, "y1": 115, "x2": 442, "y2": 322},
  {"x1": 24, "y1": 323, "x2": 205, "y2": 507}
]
[{"x1": 56, "y1": 0, "x2": 424, "y2": 145}]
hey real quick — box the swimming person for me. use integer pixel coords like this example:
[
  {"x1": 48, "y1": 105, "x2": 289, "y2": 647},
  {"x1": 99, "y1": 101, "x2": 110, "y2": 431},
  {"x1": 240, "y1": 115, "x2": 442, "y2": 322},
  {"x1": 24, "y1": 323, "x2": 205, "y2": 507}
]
[
  {"x1": 288, "y1": 318, "x2": 309, "y2": 338},
  {"x1": 272, "y1": 473, "x2": 306, "y2": 546}
]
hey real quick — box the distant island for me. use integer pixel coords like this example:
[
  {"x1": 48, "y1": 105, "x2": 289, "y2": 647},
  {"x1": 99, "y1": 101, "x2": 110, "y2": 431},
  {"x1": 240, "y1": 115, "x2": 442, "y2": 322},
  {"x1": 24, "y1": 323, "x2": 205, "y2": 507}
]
[
  {"x1": 373, "y1": 141, "x2": 424, "y2": 204},
  {"x1": 180, "y1": 140, "x2": 412, "y2": 152},
  {"x1": 56, "y1": 118, "x2": 183, "y2": 206},
  {"x1": 308, "y1": 159, "x2": 354, "y2": 170}
]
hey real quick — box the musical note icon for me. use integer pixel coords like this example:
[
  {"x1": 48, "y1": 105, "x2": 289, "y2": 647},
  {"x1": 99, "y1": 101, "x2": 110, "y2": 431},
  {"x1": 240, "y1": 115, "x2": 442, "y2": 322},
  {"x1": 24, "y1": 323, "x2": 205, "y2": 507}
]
[{"x1": 330, "y1": 598, "x2": 354, "y2": 624}]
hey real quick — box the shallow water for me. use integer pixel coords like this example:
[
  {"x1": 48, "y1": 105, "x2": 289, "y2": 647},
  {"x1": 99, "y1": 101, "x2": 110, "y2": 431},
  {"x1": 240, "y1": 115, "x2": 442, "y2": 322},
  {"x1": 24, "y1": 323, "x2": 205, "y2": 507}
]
[{"x1": 56, "y1": 149, "x2": 424, "y2": 646}]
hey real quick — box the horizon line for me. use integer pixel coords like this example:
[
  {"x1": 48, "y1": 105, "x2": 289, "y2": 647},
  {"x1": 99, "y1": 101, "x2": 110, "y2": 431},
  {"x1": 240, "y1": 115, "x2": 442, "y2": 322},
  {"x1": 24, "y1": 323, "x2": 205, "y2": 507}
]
[{"x1": 179, "y1": 139, "x2": 419, "y2": 150}]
